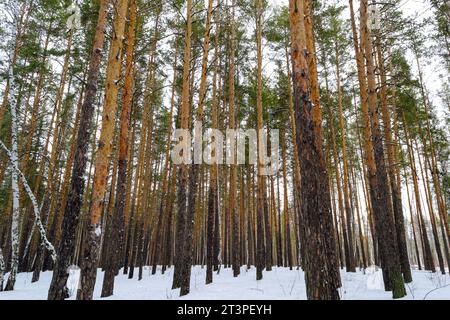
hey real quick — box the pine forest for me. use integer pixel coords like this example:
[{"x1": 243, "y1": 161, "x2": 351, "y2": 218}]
[{"x1": 0, "y1": 0, "x2": 449, "y2": 301}]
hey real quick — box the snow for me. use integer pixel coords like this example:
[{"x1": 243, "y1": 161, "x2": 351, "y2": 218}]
[
  {"x1": 365, "y1": 266, "x2": 385, "y2": 291},
  {"x1": 66, "y1": 265, "x2": 81, "y2": 297},
  {"x1": 0, "y1": 266, "x2": 449, "y2": 300},
  {"x1": 95, "y1": 226, "x2": 102, "y2": 237}
]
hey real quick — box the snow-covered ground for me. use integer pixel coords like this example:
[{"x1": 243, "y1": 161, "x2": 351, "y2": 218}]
[{"x1": 0, "y1": 266, "x2": 449, "y2": 300}]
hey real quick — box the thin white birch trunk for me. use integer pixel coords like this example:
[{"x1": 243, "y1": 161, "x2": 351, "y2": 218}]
[
  {"x1": 4, "y1": 38, "x2": 20, "y2": 290},
  {"x1": 0, "y1": 248, "x2": 5, "y2": 291},
  {"x1": 0, "y1": 140, "x2": 57, "y2": 263}
]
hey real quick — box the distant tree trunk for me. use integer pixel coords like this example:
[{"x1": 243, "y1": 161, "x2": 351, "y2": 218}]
[
  {"x1": 152, "y1": 40, "x2": 179, "y2": 275},
  {"x1": 284, "y1": 44, "x2": 304, "y2": 268},
  {"x1": 403, "y1": 168, "x2": 422, "y2": 270},
  {"x1": 414, "y1": 52, "x2": 450, "y2": 256},
  {"x1": 163, "y1": 165, "x2": 177, "y2": 271},
  {"x1": 375, "y1": 38, "x2": 411, "y2": 282},
  {"x1": 0, "y1": 1, "x2": 30, "y2": 126},
  {"x1": 333, "y1": 38, "x2": 356, "y2": 272},
  {"x1": 127, "y1": 4, "x2": 161, "y2": 280},
  {"x1": 421, "y1": 138, "x2": 450, "y2": 269},
  {"x1": 281, "y1": 130, "x2": 293, "y2": 269},
  {"x1": 206, "y1": 3, "x2": 220, "y2": 284},
  {"x1": 121, "y1": 116, "x2": 137, "y2": 273},
  {"x1": 246, "y1": 166, "x2": 255, "y2": 268},
  {"x1": 350, "y1": 164, "x2": 367, "y2": 269},
  {"x1": 240, "y1": 168, "x2": 247, "y2": 266},
  {"x1": 19, "y1": 22, "x2": 53, "y2": 181},
  {"x1": 227, "y1": 0, "x2": 240, "y2": 279},
  {"x1": 351, "y1": 84, "x2": 376, "y2": 266},
  {"x1": 32, "y1": 29, "x2": 74, "y2": 282},
  {"x1": 159, "y1": 71, "x2": 179, "y2": 275},
  {"x1": 255, "y1": 0, "x2": 267, "y2": 281},
  {"x1": 323, "y1": 62, "x2": 352, "y2": 272},
  {"x1": 289, "y1": 0, "x2": 340, "y2": 300},
  {"x1": 415, "y1": 135, "x2": 445, "y2": 274},
  {"x1": 275, "y1": 172, "x2": 283, "y2": 267},
  {"x1": 403, "y1": 115, "x2": 435, "y2": 271},
  {"x1": 326, "y1": 145, "x2": 344, "y2": 269}
]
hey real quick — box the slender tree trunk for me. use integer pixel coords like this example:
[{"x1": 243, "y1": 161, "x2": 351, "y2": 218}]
[
  {"x1": 0, "y1": 1, "x2": 30, "y2": 126},
  {"x1": 163, "y1": 165, "x2": 177, "y2": 271},
  {"x1": 414, "y1": 53, "x2": 450, "y2": 247},
  {"x1": 206, "y1": 3, "x2": 220, "y2": 284},
  {"x1": 281, "y1": 130, "x2": 293, "y2": 269},
  {"x1": 322, "y1": 63, "x2": 352, "y2": 272},
  {"x1": 403, "y1": 114, "x2": 435, "y2": 272},
  {"x1": 284, "y1": 44, "x2": 304, "y2": 268},
  {"x1": 415, "y1": 136, "x2": 445, "y2": 274},
  {"x1": 227, "y1": 0, "x2": 240, "y2": 279},
  {"x1": 0, "y1": 248, "x2": 4, "y2": 291},
  {"x1": 403, "y1": 167, "x2": 422, "y2": 270},
  {"x1": 32, "y1": 32, "x2": 75, "y2": 281},
  {"x1": 255, "y1": 0, "x2": 266, "y2": 281},
  {"x1": 375, "y1": 38, "x2": 411, "y2": 282},
  {"x1": 4, "y1": 30, "x2": 21, "y2": 290},
  {"x1": 152, "y1": 40, "x2": 179, "y2": 275},
  {"x1": 334, "y1": 39, "x2": 356, "y2": 272}
]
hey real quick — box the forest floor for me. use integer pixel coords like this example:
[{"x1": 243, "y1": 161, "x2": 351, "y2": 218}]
[{"x1": 1, "y1": 266, "x2": 449, "y2": 300}]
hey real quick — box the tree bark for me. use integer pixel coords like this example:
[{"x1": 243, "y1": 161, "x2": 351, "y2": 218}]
[
  {"x1": 47, "y1": 0, "x2": 110, "y2": 300},
  {"x1": 77, "y1": 0, "x2": 128, "y2": 300},
  {"x1": 101, "y1": 0, "x2": 137, "y2": 297},
  {"x1": 289, "y1": 0, "x2": 340, "y2": 300},
  {"x1": 172, "y1": 0, "x2": 193, "y2": 290}
]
